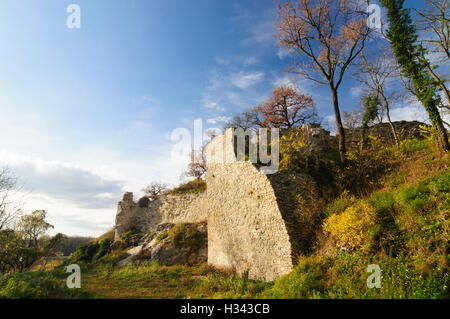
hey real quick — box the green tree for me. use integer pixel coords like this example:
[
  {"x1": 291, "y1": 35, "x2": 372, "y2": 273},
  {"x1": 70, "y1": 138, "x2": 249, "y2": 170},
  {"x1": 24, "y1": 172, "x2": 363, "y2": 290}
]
[
  {"x1": 361, "y1": 95, "x2": 380, "y2": 149},
  {"x1": 0, "y1": 210, "x2": 64, "y2": 273},
  {"x1": 380, "y1": 0, "x2": 449, "y2": 151},
  {"x1": 16, "y1": 210, "x2": 53, "y2": 249}
]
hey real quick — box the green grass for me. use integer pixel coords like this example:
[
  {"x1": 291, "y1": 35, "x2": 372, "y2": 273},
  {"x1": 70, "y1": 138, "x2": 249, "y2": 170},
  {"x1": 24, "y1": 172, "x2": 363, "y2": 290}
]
[
  {"x1": 155, "y1": 232, "x2": 168, "y2": 242},
  {"x1": 168, "y1": 222, "x2": 207, "y2": 250},
  {"x1": 169, "y1": 178, "x2": 206, "y2": 195},
  {"x1": 261, "y1": 252, "x2": 449, "y2": 299},
  {"x1": 0, "y1": 269, "x2": 92, "y2": 299}
]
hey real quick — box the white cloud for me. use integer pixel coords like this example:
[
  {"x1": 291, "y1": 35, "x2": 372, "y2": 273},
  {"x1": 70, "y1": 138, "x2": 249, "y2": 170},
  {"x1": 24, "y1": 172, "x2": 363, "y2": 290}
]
[
  {"x1": 214, "y1": 57, "x2": 230, "y2": 66},
  {"x1": 277, "y1": 47, "x2": 293, "y2": 59},
  {"x1": 389, "y1": 106, "x2": 429, "y2": 123},
  {"x1": 271, "y1": 74, "x2": 297, "y2": 88},
  {"x1": 203, "y1": 100, "x2": 225, "y2": 112},
  {"x1": 206, "y1": 116, "x2": 232, "y2": 124},
  {"x1": 242, "y1": 18, "x2": 276, "y2": 46},
  {"x1": 20, "y1": 192, "x2": 116, "y2": 237},
  {"x1": 231, "y1": 71, "x2": 265, "y2": 89},
  {"x1": 243, "y1": 56, "x2": 258, "y2": 66},
  {"x1": 350, "y1": 85, "x2": 364, "y2": 98},
  {"x1": 0, "y1": 150, "x2": 125, "y2": 209}
]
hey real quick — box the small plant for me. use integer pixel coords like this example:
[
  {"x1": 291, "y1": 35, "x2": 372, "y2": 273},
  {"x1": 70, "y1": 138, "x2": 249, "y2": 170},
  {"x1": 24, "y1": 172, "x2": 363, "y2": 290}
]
[
  {"x1": 323, "y1": 200, "x2": 377, "y2": 250},
  {"x1": 138, "y1": 197, "x2": 150, "y2": 208},
  {"x1": 168, "y1": 223, "x2": 207, "y2": 250},
  {"x1": 155, "y1": 232, "x2": 168, "y2": 242},
  {"x1": 323, "y1": 191, "x2": 357, "y2": 218}
]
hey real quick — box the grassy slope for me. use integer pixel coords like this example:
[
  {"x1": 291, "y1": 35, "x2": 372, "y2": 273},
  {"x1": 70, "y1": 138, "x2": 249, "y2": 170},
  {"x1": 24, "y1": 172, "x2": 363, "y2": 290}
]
[{"x1": 1, "y1": 136, "x2": 448, "y2": 299}]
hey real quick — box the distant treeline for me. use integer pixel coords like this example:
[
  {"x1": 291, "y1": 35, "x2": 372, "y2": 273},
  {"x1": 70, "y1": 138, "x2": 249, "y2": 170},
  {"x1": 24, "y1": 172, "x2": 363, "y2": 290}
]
[{"x1": 61, "y1": 236, "x2": 95, "y2": 256}]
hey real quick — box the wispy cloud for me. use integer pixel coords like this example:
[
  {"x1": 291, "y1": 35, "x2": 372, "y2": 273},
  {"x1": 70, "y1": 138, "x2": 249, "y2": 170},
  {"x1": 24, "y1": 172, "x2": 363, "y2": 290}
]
[
  {"x1": 350, "y1": 85, "x2": 364, "y2": 98},
  {"x1": 0, "y1": 151, "x2": 125, "y2": 209},
  {"x1": 231, "y1": 71, "x2": 265, "y2": 89},
  {"x1": 206, "y1": 116, "x2": 232, "y2": 124},
  {"x1": 241, "y1": 15, "x2": 276, "y2": 46},
  {"x1": 277, "y1": 47, "x2": 293, "y2": 59},
  {"x1": 243, "y1": 56, "x2": 259, "y2": 66}
]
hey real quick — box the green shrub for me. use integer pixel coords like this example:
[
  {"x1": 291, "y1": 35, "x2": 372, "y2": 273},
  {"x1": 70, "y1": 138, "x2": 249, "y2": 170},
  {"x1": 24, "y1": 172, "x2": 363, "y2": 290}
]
[
  {"x1": 112, "y1": 228, "x2": 142, "y2": 250},
  {"x1": 323, "y1": 200, "x2": 378, "y2": 250},
  {"x1": 261, "y1": 256, "x2": 328, "y2": 299},
  {"x1": 138, "y1": 197, "x2": 150, "y2": 207},
  {"x1": 93, "y1": 238, "x2": 111, "y2": 261},
  {"x1": 68, "y1": 238, "x2": 111, "y2": 264},
  {"x1": 262, "y1": 253, "x2": 449, "y2": 299},
  {"x1": 399, "y1": 138, "x2": 428, "y2": 154},
  {"x1": 168, "y1": 223, "x2": 207, "y2": 250},
  {"x1": 69, "y1": 241, "x2": 100, "y2": 264},
  {"x1": 169, "y1": 178, "x2": 206, "y2": 195},
  {"x1": 323, "y1": 192, "x2": 357, "y2": 218},
  {"x1": 369, "y1": 191, "x2": 395, "y2": 216},
  {"x1": 155, "y1": 232, "x2": 168, "y2": 242},
  {"x1": 0, "y1": 271, "x2": 90, "y2": 299}
]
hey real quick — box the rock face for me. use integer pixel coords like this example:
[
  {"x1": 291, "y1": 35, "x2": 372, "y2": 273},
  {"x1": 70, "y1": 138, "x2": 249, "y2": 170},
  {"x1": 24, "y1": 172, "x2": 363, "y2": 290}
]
[{"x1": 118, "y1": 222, "x2": 207, "y2": 267}]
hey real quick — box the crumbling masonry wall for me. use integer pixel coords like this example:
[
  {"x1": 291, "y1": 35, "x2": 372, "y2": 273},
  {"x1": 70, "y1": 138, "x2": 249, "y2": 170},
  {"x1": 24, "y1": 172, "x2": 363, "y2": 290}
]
[
  {"x1": 206, "y1": 129, "x2": 319, "y2": 281},
  {"x1": 114, "y1": 128, "x2": 320, "y2": 281},
  {"x1": 114, "y1": 192, "x2": 207, "y2": 241}
]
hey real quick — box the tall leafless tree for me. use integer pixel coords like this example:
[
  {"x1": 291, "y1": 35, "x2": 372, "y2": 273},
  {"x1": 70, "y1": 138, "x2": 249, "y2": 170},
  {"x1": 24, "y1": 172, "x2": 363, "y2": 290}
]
[
  {"x1": 415, "y1": 0, "x2": 450, "y2": 121},
  {"x1": 0, "y1": 167, "x2": 21, "y2": 230},
  {"x1": 355, "y1": 44, "x2": 403, "y2": 148},
  {"x1": 277, "y1": 0, "x2": 371, "y2": 164}
]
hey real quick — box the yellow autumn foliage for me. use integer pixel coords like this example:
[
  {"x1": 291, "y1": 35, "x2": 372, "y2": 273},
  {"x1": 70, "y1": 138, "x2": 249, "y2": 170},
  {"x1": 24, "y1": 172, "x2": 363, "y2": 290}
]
[{"x1": 323, "y1": 200, "x2": 377, "y2": 250}]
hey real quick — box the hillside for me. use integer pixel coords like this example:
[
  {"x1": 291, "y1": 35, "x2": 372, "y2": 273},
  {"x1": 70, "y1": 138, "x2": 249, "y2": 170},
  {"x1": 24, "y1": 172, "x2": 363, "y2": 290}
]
[{"x1": 1, "y1": 127, "x2": 448, "y2": 299}]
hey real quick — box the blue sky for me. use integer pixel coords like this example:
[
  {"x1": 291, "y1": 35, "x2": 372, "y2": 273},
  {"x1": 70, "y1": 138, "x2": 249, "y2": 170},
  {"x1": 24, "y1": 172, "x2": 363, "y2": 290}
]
[{"x1": 0, "y1": 0, "x2": 437, "y2": 236}]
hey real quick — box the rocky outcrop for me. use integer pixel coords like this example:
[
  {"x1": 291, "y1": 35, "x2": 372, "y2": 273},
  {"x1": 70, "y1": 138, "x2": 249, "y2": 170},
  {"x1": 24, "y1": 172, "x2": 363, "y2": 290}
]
[{"x1": 118, "y1": 222, "x2": 207, "y2": 267}]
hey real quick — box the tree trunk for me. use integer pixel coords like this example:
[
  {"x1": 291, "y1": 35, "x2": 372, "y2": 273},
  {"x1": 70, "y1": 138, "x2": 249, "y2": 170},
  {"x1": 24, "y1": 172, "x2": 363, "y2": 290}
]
[
  {"x1": 382, "y1": 95, "x2": 399, "y2": 148},
  {"x1": 424, "y1": 61, "x2": 450, "y2": 108},
  {"x1": 423, "y1": 98, "x2": 450, "y2": 152},
  {"x1": 331, "y1": 87, "x2": 347, "y2": 164}
]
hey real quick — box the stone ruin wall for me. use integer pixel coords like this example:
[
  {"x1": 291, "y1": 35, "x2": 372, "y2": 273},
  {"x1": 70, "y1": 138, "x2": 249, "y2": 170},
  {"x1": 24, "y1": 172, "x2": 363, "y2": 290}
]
[
  {"x1": 114, "y1": 192, "x2": 207, "y2": 241},
  {"x1": 206, "y1": 129, "x2": 319, "y2": 281},
  {"x1": 114, "y1": 128, "x2": 320, "y2": 281}
]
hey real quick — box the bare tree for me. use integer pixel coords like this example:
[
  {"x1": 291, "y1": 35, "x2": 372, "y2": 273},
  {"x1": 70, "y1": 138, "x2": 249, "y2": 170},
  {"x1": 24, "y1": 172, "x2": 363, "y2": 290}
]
[
  {"x1": 355, "y1": 44, "x2": 402, "y2": 148},
  {"x1": 142, "y1": 182, "x2": 169, "y2": 201},
  {"x1": 184, "y1": 146, "x2": 207, "y2": 180},
  {"x1": 277, "y1": 0, "x2": 371, "y2": 164},
  {"x1": 415, "y1": 0, "x2": 450, "y2": 113},
  {"x1": 416, "y1": 0, "x2": 450, "y2": 59},
  {"x1": 0, "y1": 167, "x2": 21, "y2": 230},
  {"x1": 225, "y1": 108, "x2": 262, "y2": 130},
  {"x1": 343, "y1": 109, "x2": 363, "y2": 132}
]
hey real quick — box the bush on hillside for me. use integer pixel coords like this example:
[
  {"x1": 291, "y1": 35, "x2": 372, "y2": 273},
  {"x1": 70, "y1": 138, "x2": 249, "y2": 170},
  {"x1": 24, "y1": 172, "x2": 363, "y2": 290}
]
[
  {"x1": 169, "y1": 178, "x2": 206, "y2": 195},
  {"x1": 168, "y1": 222, "x2": 207, "y2": 250},
  {"x1": 0, "y1": 270, "x2": 90, "y2": 299},
  {"x1": 323, "y1": 201, "x2": 377, "y2": 250}
]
